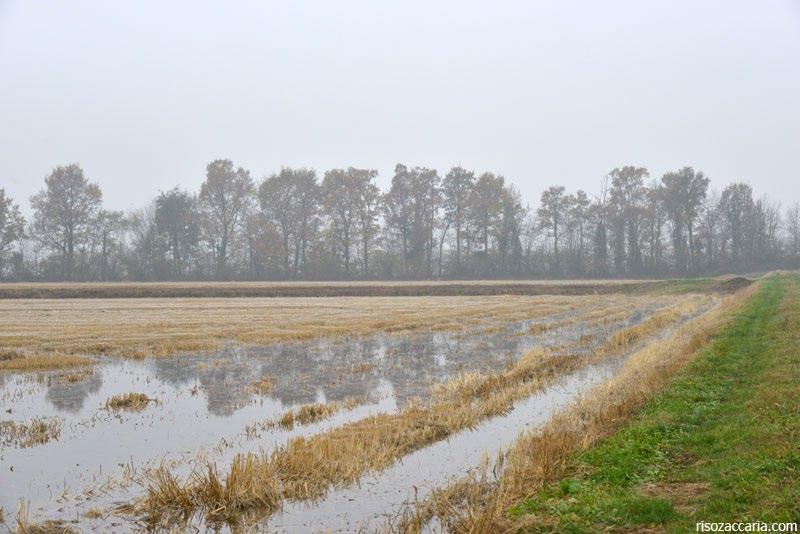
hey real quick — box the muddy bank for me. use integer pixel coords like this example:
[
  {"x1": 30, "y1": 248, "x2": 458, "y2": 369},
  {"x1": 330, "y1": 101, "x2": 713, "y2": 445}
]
[
  {"x1": 713, "y1": 276, "x2": 753, "y2": 292},
  {"x1": 0, "y1": 280, "x2": 662, "y2": 299}
]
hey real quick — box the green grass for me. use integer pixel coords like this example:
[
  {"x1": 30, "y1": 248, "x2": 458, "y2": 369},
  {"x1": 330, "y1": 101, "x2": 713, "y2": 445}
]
[{"x1": 510, "y1": 273, "x2": 800, "y2": 532}]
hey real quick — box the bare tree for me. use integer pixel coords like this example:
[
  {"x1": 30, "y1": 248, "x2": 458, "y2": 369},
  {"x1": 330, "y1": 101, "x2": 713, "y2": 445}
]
[
  {"x1": 126, "y1": 206, "x2": 160, "y2": 280},
  {"x1": 0, "y1": 188, "x2": 25, "y2": 275},
  {"x1": 199, "y1": 159, "x2": 254, "y2": 279},
  {"x1": 291, "y1": 170, "x2": 320, "y2": 277},
  {"x1": 537, "y1": 185, "x2": 568, "y2": 274},
  {"x1": 258, "y1": 167, "x2": 318, "y2": 279},
  {"x1": 383, "y1": 164, "x2": 413, "y2": 275},
  {"x1": 698, "y1": 190, "x2": 721, "y2": 272},
  {"x1": 785, "y1": 202, "x2": 800, "y2": 263},
  {"x1": 9, "y1": 158, "x2": 799, "y2": 282},
  {"x1": 155, "y1": 188, "x2": 200, "y2": 279},
  {"x1": 259, "y1": 168, "x2": 298, "y2": 278},
  {"x1": 322, "y1": 168, "x2": 359, "y2": 277},
  {"x1": 496, "y1": 185, "x2": 525, "y2": 276},
  {"x1": 384, "y1": 165, "x2": 441, "y2": 277},
  {"x1": 609, "y1": 166, "x2": 648, "y2": 275},
  {"x1": 442, "y1": 166, "x2": 475, "y2": 276},
  {"x1": 351, "y1": 169, "x2": 380, "y2": 276},
  {"x1": 751, "y1": 196, "x2": 782, "y2": 266},
  {"x1": 661, "y1": 167, "x2": 709, "y2": 273},
  {"x1": 30, "y1": 164, "x2": 102, "y2": 280},
  {"x1": 568, "y1": 190, "x2": 591, "y2": 274},
  {"x1": 93, "y1": 210, "x2": 127, "y2": 281},
  {"x1": 719, "y1": 183, "x2": 754, "y2": 266},
  {"x1": 321, "y1": 168, "x2": 384, "y2": 278},
  {"x1": 641, "y1": 181, "x2": 666, "y2": 273},
  {"x1": 591, "y1": 176, "x2": 611, "y2": 277},
  {"x1": 469, "y1": 173, "x2": 504, "y2": 255}
]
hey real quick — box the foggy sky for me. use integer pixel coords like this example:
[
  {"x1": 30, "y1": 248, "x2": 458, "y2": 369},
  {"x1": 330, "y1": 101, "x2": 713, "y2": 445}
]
[{"x1": 1, "y1": 0, "x2": 799, "y2": 214}]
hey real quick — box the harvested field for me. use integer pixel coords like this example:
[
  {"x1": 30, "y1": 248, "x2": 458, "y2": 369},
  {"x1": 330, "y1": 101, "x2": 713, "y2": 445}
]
[
  {"x1": 0, "y1": 281, "x2": 742, "y2": 532},
  {"x1": 1, "y1": 294, "x2": 620, "y2": 359}
]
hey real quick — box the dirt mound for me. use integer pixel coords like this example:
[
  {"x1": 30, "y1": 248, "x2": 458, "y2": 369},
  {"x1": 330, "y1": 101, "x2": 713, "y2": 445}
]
[{"x1": 715, "y1": 277, "x2": 753, "y2": 292}]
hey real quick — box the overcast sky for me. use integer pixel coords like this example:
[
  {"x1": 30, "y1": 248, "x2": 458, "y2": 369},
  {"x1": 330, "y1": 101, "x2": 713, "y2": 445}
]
[{"x1": 1, "y1": 0, "x2": 799, "y2": 214}]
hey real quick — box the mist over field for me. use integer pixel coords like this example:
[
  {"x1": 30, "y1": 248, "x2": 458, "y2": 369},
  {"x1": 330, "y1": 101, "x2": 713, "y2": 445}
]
[
  {"x1": 1, "y1": 3, "x2": 799, "y2": 533},
  {"x1": 1, "y1": 1, "x2": 799, "y2": 281},
  {"x1": 2, "y1": 160, "x2": 798, "y2": 282}
]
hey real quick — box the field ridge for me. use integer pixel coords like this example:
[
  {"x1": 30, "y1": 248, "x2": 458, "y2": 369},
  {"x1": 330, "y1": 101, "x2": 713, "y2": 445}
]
[
  {"x1": 0, "y1": 277, "x2": 746, "y2": 299},
  {"x1": 507, "y1": 273, "x2": 799, "y2": 531}
]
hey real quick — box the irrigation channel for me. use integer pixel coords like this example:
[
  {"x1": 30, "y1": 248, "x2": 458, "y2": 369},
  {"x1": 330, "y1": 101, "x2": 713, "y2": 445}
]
[{"x1": 0, "y1": 293, "x2": 716, "y2": 532}]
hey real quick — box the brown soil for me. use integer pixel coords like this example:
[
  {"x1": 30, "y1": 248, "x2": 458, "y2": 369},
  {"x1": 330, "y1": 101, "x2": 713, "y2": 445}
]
[
  {"x1": 714, "y1": 277, "x2": 753, "y2": 292},
  {"x1": 0, "y1": 281, "x2": 657, "y2": 299},
  {"x1": 638, "y1": 482, "x2": 710, "y2": 513}
]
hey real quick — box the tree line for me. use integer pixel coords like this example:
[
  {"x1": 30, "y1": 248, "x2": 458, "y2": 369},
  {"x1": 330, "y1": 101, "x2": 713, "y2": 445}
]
[{"x1": 1, "y1": 161, "x2": 798, "y2": 281}]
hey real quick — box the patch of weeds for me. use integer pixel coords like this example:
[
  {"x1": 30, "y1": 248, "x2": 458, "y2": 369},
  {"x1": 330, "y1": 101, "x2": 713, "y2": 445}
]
[
  {"x1": 0, "y1": 417, "x2": 62, "y2": 448},
  {"x1": 105, "y1": 392, "x2": 153, "y2": 412}
]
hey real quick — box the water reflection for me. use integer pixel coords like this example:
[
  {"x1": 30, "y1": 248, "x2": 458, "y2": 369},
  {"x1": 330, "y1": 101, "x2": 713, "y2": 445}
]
[
  {"x1": 180, "y1": 326, "x2": 550, "y2": 415},
  {"x1": 0, "y1": 297, "x2": 686, "y2": 528},
  {"x1": 44, "y1": 371, "x2": 103, "y2": 412},
  {"x1": 24, "y1": 312, "x2": 625, "y2": 417}
]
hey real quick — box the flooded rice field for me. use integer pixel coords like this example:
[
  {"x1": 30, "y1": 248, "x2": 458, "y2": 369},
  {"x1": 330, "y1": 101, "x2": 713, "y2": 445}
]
[
  {"x1": 0, "y1": 293, "x2": 717, "y2": 532},
  {"x1": 267, "y1": 360, "x2": 622, "y2": 533}
]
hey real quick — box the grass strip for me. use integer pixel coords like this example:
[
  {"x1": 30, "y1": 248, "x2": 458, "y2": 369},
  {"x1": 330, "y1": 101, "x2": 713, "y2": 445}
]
[{"x1": 510, "y1": 273, "x2": 800, "y2": 532}]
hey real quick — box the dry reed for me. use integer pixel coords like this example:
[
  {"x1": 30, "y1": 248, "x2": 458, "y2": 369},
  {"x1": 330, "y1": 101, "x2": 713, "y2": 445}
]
[
  {"x1": 244, "y1": 397, "x2": 366, "y2": 439},
  {"x1": 105, "y1": 392, "x2": 153, "y2": 412},
  {"x1": 596, "y1": 295, "x2": 712, "y2": 356},
  {"x1": 0, "y1": 417, "x2": 62, "y2": 448},
  {"x1": 137, "y1": 455, "x2": 281, "y2": 528},
  {"x1": 83, "y1": 508, "x2": 104, "y2": 519},
  {"x1": 278, "y1": 403, "x2": 337, "y2": 429},
  {"x1": 275, "y1": 397, "x2": 364, "y2": 429},
  {"x1": 14, "y1": 501, "x2": 78, "y2": 534},
  {"x1": 53, "y1": 369, "x2": 93, "y2": 384},
  {"x1": 0, "y1": 354, "x2": 92, "y2": 371}
]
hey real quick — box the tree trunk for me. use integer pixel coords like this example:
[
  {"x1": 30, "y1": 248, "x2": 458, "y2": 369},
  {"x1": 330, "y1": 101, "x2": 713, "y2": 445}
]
[{"x1": 438, "y1": 221, "x2": 451, "y2": 278}]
